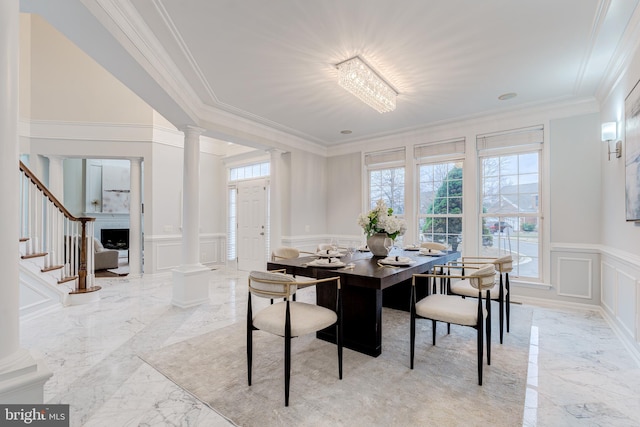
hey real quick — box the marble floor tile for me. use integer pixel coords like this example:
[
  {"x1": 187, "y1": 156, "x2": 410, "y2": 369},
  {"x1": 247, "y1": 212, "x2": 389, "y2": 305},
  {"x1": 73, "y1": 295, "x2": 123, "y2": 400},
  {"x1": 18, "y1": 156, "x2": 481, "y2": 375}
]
[{"x1": 19, "y1": 269, "x2": 640, "y2": 426}]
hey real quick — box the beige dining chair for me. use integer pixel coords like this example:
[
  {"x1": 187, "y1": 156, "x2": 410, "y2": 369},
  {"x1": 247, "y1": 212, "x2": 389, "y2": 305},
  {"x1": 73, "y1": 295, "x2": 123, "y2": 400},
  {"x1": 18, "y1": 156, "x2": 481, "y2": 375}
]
[
  {"x1": 420, "y1": 242, "x2": 448, "y2": 251},
  {"x1": 449, "y1": 255, "x2": 513, "y2": 344},
  {"x1": 410, "y1": 263, "x2": 496, "y2": 385},
  {"x1": 247, "y1": 270, "x2": 343, "y2": 406}
]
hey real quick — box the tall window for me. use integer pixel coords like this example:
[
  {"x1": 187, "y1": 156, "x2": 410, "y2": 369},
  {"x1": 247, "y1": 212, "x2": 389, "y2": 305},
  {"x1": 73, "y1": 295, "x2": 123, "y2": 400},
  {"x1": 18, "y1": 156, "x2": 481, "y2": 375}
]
[
  {"x1": 415, "y1": 138, "x2": 465, "y2": 250},
  {"x1": 369, "y1": 167, "x2": 405, "y2": 214},
  {"x1": 365, "y1": 148, "x2": 405, "y2": 243},
  {"x1": 418, "y1": 161, "x2": 463, "y2": 249},
  {"x1": 478, "y1": 127, "x2": 543, "y2": 280}
]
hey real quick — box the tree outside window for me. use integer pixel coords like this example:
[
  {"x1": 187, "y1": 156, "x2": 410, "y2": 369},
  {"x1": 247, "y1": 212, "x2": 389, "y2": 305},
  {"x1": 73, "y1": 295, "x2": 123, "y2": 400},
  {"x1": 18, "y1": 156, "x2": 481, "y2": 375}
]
[{"x1": 418, "y1": 162, "x2": 463, "y2": 250}]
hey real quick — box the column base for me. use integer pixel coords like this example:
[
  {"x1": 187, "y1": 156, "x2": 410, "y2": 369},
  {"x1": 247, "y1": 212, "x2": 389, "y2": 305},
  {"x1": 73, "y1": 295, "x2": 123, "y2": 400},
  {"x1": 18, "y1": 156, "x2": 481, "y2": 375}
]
[
  {"x1": 0, "y1": 349, "x2": 52, "y2": 403},
  {"x1": 171, "y1": 264, "x2": 211, "y2": 308}
]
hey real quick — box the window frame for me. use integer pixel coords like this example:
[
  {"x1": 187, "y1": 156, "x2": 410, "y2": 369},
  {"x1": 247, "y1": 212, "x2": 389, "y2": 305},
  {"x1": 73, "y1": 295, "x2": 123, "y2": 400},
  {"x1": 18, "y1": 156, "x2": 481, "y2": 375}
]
[
  {"x1": 478, "y1": 145, "x2": 543, "y2": 281},
  {"x1": 416, "y1": 156, "x2": 464, "y2": 250}
]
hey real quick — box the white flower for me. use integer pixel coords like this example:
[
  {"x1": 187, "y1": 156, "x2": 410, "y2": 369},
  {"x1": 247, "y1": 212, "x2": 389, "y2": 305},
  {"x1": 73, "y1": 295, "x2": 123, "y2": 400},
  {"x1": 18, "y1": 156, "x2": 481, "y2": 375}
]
[{"x1": 358, "y1": 199, "x2": 406, "y2": 239}]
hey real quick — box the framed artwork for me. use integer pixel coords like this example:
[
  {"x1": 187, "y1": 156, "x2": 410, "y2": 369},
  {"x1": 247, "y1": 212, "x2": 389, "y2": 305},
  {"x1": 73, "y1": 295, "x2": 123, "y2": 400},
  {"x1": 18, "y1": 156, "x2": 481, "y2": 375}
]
[{"x1": 625, "y1": 78, "x2": 640, "y2": 221}]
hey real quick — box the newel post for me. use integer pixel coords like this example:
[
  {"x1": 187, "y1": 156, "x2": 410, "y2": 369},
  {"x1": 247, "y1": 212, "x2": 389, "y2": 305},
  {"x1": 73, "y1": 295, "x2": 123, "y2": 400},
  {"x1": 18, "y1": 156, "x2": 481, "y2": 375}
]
[{"x1": 70, "y1": 217, "x2": 100, "y2": 294}]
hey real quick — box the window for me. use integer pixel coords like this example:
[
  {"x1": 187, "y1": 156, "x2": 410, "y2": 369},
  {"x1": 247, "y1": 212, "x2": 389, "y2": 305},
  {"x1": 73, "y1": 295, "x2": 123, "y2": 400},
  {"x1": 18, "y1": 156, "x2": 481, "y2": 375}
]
[
  {"x1": 478, "y1": 127, "x2": 543, "y2": 280},
  {"x1": 229, "y1": 162, "x2": 270, "y2": 181},
  {"x1": 227, "y1": 186, "x2": 237, "y2": 261},
  {"x1": 365, "y1": 148, "x2": 405, "y2": 244},
  {"x1": 418, "y1": 161, "x2": 463, "y2": 250},
  {"x1": 414, "y1": 138, "x2": 465, "y2": 250},
  {"x1": 369, "y1": 167, "x2": 405, "y2": 214}
]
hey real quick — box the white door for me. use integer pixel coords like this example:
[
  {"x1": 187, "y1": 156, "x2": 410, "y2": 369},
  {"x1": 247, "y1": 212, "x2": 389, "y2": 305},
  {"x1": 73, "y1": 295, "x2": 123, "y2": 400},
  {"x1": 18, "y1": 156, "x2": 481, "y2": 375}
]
[{"x1": 236, "y1": 179, "x2": 268, "y2": 271}]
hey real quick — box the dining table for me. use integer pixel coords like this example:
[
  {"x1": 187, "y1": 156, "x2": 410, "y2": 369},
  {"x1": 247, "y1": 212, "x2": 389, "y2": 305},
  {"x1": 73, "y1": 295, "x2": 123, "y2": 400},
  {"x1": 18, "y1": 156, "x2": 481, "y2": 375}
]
[{"x1": 267, "y1": 248, "x2": 460, "y2": 357}]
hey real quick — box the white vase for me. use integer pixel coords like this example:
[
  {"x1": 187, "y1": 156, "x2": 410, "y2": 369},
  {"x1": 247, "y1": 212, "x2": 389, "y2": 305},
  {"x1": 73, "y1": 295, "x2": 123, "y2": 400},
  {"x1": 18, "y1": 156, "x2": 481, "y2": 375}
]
[{"x1": 367, "y1": 232, "x2": 390, "y2": 257}]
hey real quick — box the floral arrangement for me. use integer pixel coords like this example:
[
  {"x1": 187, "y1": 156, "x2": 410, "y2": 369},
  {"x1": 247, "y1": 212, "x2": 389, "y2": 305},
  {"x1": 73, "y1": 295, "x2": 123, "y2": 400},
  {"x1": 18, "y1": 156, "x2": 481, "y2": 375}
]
[{"x1": 357, "y1": 199, "x2": 406, "y2": 240}]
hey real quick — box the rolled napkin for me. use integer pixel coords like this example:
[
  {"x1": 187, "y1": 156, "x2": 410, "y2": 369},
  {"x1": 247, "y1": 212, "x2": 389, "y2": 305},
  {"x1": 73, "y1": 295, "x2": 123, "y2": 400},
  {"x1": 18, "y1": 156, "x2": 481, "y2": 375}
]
[
  {"x1": 419, "y1": 248, "x2": 442, "y2": 255},
  {"x1": 312, "y1": 257, "x2": 342, "y2": 266}
]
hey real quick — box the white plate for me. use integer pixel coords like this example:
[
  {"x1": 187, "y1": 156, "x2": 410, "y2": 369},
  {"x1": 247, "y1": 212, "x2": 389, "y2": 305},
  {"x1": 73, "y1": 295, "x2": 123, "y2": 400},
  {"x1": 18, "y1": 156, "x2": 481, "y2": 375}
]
[
  {"x1": 419, "y1": 249, "x2": 444, "y2": 256},
  {"x1": 357, "y1": 246, "x2": 370, "y2": 252},
  {"x1": 316, "y1": 250, "x2": 344, "y2": 258},
  {"x1": 379, "y1": 256, "x2": 415, "y2": 266},
  {"x1": 308, "y1": 258, "x2": 346, "y2": 268}
]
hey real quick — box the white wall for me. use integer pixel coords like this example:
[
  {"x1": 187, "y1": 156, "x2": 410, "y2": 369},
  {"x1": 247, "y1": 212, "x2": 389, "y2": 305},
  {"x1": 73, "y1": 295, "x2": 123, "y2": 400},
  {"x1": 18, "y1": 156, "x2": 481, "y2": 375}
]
[
  {"x1": 27, "y1": 15, "x2": 151, "y2": 124},
  {"x1": 326, "y1": 152, "x2": 363, "y2": 241},
  {"x1": 598, "y1": 32, "x2": 640, "y2": 355}
]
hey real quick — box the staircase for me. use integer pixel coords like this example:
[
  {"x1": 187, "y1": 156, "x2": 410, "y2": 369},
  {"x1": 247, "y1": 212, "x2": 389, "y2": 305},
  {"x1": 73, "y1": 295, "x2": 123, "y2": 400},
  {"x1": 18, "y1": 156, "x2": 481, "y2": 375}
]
[{"x1": 18, "y1": 161, "x2": 101, "y2": 318}]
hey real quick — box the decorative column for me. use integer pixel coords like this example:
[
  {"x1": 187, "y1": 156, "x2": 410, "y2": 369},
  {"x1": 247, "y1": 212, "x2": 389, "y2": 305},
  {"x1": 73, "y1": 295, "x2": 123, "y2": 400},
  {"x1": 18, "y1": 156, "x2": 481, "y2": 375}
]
[
  {"x1": 46, "y1": 155, "x2": 64, "y2": 201},
  {"x1": 128, "y1": 157, "x2": 142, "y2": 277},
  {"x1": 0, "y1": 0, "x2": 52, "y2": 402},
  {"x1": 172, "y1": 125, "x2": 210, "y2": 307}
]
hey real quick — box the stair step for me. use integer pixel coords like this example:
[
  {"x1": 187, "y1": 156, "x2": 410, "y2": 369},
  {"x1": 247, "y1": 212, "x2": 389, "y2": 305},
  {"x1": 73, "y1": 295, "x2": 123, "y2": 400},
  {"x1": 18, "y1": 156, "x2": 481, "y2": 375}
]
[
  {"x1": 58, "y1": 276, "x2": 77, "y2": 284},
  {"x1": 21, "y1": 252, "x2": 48, "y2": 260},
  {"x1": 42, "y1": 265, "x2": 64, "y2": 273}
]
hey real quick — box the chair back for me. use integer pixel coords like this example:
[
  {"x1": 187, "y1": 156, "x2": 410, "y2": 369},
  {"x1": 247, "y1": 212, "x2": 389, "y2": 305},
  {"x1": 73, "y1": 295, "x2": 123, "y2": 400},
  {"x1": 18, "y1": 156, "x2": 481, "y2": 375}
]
[
  {"x1": 420, "y1": 242, "x2": 448, "y2": 251},
  {"x1": 249, "y1": 271, "x2": 298, "y2": 299},
  {"x1": 468, "y1": 264, "x2": 496, "y2": 290},
  {"x1": 494, "y1": 255, "x2": 513, "y2": 273},
  {"x1": 271, "y1": 247, "x2": 300, "y2": 260}
]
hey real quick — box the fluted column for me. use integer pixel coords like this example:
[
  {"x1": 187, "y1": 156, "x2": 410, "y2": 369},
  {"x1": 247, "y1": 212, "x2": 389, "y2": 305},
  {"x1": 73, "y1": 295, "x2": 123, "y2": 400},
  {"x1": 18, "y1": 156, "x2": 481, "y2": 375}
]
[
  {"x1": 128, "y1": 157, "x2": 142, "y2": 276},
  {"x1": 172, "y1": 125, "x2": 210, "y2": 308},
  {"x1": 0, "y1": 0, "x2": 51, "y2": 402}
]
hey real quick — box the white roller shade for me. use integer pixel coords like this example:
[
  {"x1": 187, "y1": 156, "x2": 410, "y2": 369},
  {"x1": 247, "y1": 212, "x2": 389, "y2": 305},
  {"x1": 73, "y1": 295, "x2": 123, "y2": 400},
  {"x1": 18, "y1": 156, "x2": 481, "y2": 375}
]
[
  {"x1": 477, "y1": 125, "x2": 543, "y2": 153},
  {"x1": 414, "y1": 138, "x2": 465, "y2": 159},
  {"x1": 364, "y1": 147, "x2": 405, "y2": 166}
]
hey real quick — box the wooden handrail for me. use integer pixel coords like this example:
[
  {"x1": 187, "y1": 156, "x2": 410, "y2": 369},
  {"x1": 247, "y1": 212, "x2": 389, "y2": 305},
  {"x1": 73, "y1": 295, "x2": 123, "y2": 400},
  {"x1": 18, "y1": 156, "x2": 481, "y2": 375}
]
[
  {"x1": 19, "y1": 160, "x2": 98, "y2": 294},
  {"x1": 19, "y1": 160, "x2": 77, "y2": 220}
]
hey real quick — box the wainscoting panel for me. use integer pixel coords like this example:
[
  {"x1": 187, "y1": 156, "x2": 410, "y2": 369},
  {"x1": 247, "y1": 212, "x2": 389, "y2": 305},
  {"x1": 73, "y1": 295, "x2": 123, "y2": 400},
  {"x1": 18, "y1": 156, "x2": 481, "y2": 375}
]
[
  {"x1": 145, "y1": 234, "x2": 227, "y2": 274},
  {"x1": 617, "y1": 270, "x2": 637, "y2": 339},
  {"x1": 600, "y1": 248, "x2": 640, "y2": 350},
  {"x1": 557, "y1": 257, "x2": 592, "y2": 299}
]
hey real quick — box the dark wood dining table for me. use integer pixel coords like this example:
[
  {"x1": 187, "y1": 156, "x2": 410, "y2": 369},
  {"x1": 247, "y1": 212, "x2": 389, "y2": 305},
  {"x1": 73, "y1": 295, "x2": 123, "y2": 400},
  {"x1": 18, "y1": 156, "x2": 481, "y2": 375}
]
[{"x1": 267, "y1": 249, "x2": 460, "y2": 357}]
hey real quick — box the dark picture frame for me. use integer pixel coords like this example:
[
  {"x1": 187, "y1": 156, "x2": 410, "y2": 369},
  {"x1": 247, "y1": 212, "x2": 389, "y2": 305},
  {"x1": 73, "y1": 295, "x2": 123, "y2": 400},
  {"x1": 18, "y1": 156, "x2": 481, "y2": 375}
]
[{"x1": 625, "y1": 77, "x2": 640, "y2": 221}]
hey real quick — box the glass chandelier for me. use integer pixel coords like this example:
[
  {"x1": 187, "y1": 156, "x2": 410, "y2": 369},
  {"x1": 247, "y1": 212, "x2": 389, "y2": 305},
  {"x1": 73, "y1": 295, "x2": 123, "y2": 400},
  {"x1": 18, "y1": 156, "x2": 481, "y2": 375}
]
[{"x1": 336, "y1": 56, "x2": 397, "y2": 113}]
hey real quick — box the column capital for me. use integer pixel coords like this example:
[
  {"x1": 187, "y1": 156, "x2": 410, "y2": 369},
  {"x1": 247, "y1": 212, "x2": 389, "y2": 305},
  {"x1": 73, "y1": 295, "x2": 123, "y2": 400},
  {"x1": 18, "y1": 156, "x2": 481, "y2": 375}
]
[{"x1": 179, "y1": 125, "x2": 206, "y2": 137}]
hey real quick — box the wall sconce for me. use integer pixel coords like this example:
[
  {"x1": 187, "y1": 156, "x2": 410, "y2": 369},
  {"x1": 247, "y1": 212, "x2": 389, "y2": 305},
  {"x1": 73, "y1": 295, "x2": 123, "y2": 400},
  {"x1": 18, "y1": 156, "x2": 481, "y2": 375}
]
[{"x1": 601, "y1": 122, "x2": 622, "y2": 160}]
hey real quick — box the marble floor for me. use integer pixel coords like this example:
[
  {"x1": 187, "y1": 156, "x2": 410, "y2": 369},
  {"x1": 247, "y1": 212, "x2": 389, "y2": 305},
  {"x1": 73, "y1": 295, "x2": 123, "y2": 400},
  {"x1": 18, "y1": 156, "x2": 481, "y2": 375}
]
[{"x1": 19, "y1": 269, "x2": 640, "y2": 426}]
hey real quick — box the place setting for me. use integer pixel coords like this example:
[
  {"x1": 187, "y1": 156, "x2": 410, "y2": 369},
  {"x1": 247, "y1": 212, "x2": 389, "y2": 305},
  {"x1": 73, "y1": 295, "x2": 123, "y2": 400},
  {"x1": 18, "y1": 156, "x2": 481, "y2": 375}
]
[{"x1": 377, "y1": 255, "x2": 415, "y2": 268}]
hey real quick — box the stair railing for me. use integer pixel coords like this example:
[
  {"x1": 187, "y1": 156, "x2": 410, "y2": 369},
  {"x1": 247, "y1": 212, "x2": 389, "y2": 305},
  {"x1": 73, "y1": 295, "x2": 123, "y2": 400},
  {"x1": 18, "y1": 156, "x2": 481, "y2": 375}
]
[{"x1": 19, "y1": 161, "x2": 100, "y2": 294}]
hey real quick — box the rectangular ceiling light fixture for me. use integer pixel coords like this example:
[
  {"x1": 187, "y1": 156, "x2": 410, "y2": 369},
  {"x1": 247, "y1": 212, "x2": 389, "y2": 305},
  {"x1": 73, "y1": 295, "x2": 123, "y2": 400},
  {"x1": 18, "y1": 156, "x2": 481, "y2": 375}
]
[{"x1": 336, "y1": 56, "x2": 397, "y2": 113}]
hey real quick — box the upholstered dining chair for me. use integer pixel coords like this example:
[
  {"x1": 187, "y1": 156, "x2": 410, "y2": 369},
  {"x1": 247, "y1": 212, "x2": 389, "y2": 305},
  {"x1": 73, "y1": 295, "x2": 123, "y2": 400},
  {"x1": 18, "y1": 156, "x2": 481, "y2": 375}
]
[
  {"x1": 410, "y1": 263, "x2": 496, "y2": 385},
  {"x1": 269, "y1": 247, "x2": 315, "y2": 302},
  {"x1": 420, "y1": 242, "x2": 448, "y2": 251},
  {"x1": 247, "y1": 270, "x2": 343, "y2": 406},
  {"x1": 449, "y1": 255, "x2": 513, "y2": 343}
]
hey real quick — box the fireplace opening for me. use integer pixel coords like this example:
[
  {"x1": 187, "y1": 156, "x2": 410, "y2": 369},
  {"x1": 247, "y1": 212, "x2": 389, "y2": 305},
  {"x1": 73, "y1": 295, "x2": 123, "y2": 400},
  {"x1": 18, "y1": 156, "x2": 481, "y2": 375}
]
[{"x1": 101, "y1": 228, "x2": 129, "y2": 250}]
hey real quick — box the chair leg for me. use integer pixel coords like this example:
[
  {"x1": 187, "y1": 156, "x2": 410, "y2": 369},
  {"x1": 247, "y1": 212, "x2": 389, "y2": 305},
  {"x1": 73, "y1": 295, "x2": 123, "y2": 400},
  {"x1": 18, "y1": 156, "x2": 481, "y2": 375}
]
[
  {"x1": 486, "y1": 291, "x2": 491, "y2": 366},
  {"x1": 337, "y1": 288, "x2": 343, "y2": 379},
  {"x1": 410, "y1": 286, "x2": 416, "y2": 369},
  {"x1": 506, "y1": 273, "x2": 511, "y2": 333},
  {"x1": 499, "y1": 275, "x2": 504, "y2": 344},
  {"x1": 284, "y1": 302, "x2": 292, "y2": 406},
  {"x1": 477, "y1": 298, "x2": 484, "y2": 386},
  {"x1": 247, "y1": 293, "x2": 253, "y2": 386},
  {"x1": 432, "y1": 320, "x2": 437, "y2": 345}
]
